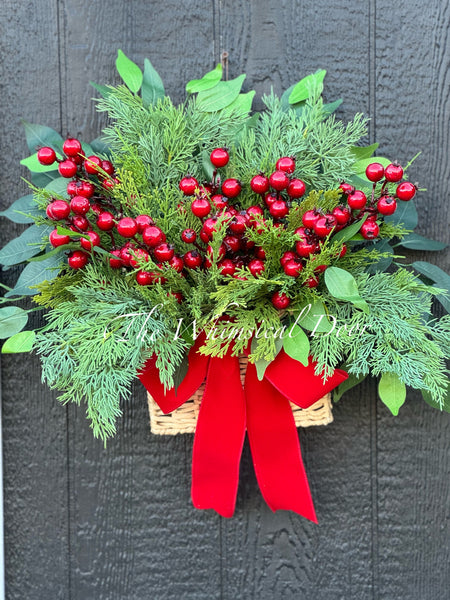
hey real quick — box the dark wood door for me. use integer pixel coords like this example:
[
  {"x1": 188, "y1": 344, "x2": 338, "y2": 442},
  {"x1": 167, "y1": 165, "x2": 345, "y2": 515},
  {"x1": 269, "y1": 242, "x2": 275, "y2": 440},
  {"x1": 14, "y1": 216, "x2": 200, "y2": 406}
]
[{"x1": 1, "y1": 1, "x2": 449, "y2": 598}]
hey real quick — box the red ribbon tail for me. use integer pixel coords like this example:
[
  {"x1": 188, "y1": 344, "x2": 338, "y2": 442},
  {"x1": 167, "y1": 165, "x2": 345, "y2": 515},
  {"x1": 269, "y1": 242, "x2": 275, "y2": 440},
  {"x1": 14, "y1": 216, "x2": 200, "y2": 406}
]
[
  {"x1": 245, "y1": 361, "x2": 318, "y2": 523},
  {"x1": 191, "y1": 354, "x2": 246, "y2": 518}
]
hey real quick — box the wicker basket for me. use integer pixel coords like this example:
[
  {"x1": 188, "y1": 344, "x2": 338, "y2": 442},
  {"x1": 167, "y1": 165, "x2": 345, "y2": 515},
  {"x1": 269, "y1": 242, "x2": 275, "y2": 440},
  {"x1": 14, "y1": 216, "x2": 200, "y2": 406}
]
[{"x1": 147, "y1": 355, "x2": 333, "y2": 435}]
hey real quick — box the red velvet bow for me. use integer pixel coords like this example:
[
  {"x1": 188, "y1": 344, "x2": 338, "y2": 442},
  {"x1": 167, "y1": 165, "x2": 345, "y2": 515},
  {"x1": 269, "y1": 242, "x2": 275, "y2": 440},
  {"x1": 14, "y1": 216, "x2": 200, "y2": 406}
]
[{"x1": 139, "y1": 337, "x2": 347, "y2": 521}]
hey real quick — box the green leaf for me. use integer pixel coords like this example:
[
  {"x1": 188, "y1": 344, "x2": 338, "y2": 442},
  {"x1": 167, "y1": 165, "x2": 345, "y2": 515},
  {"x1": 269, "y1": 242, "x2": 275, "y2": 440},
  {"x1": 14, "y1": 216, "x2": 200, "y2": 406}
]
[
  {"x1": 27, "y1": 243, "x2": 78, "y2": 261},
  {"x1": 1, "y1": 330, "x2": 35, "y2": 353},
  {"x1": 90, "y1": 82, "x2": 112, "y2": 98},
  {"x1": 196, "y1": 74, "x2": 246, "y2": 112},
  {"x1": 333, "y1": 371, "x2": 367, "y2": 402},
  {"x1": 332, "y1": 213, "x2": 368, "y2": 242},
  {"x1": 201, "y1": 149, "x2": 215, "y2": 181},
  {"x1": 21, "y1": 152, "x2": 62, "y2": 173},
  {"x1": 5, "y1": 252, "x2": 63, "y2": 297},
  {"x1": 186, "y1": 64, "x2": 222, "y2": 94},
  {"x1": 412, "y1": 261, "x2": 450, "y2": 313},
  {"x1": 397, "y1": 233, "x2": 447, "y2": 251},
  {"x1": 31, "y1": 170, "x2": 59, "y2": 186},
  {"x1": 56, "y1": 225, "x2": 90, "y2": 239},
  {"x1": 322, "y1": 98, "x2": 343, "y2": 116},
  {"x1": 80, "y1": 142, "x2": 94, "y2": 158},
  {"x1": 365, "y1": 239, "x2": 394, "y2": 274},
  {"x1": 115, "y1": 49, "x2": 143, "y2": 94},
  {"x1": 281, "y1": 84, "x2": 306, "y2": 113},
  {"x1": 324, "y1": 267, "x2": 369, "y2": 313},
  {"x1": 378, "y1": 372, "x2": 406, "y2": 415},
  {"x1": 142, "y1": 58, "x2": 165, "y2": 107},
  {"x1": 0, "y1": 194, "x2": 42, "y2": 223},
  {"x1": 353, "y1": 156, "x2": 391, "y2": 175},
  {"x1": 0, "y1": 224, "x2": 52, "y2": 266},
  {"x1": 173, "y1": 353, "x2": 189, "y2": 394},
  {"x1": 421, "y1": 384, "x2": 450, "y2": 413},
  {"x1": 223, "y1": 91, "x2": 255, "y2": 115},
  {"x1": 432, "y1": 284, "x2": 450, "y2": 313},
  {"x1": 350, "y1": 143, "x2": 379, "y2": 161},
  {"x1": 45, "y1": 177, "x2": 69, "y2": 196},
  {"x1": 385, "y1": 198, "x2": 418, "y2": 229},
  {"x1": 21, "y1": 120, "x2": 64, "y2": 154},
  {"x1": 294, "y1": 300, "x2": 335, "y2": 333},
  {"x1": 0, "y1": 307, "x2": 28, "y2": 338},
  {"x1": 90, "y1": 136, "x2": 111, "y2": 156},
  {"x1": 283, "y1": 324, "x2": 310, "y2": 366},
  {"x1": 289, "y1": 69, "x2": 326, "y2": 104}
]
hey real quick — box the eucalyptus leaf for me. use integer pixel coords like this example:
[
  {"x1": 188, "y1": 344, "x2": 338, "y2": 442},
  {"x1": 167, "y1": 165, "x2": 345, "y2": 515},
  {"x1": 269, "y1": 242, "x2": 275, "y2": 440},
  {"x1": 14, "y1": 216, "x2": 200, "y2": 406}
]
[
  {"x1": 294, "y1": 300, "x2": 334, "y2": 333},
  {"x1": 201, "y1": 150, "x2": 215, "y2": 181},
  {"x1": 45, "y1": 177, "x2": 69, "y2": 196},
  {"x1": 1, "y1": 330, "x2": 35, "y2": 353},
  {"x1": 0, "y1": 307, "x2": 28, "y2": 338},
  {"x1": 412, "y1": 261, "x2": 450, "y2": 313},
  {"x1": 332, "y1": 213, "x2": 368, "y2": 243},
  {"x1": 350, "y1": 143, "x2": 379, "y2": 161},
  {"x1": 21, "y1": 152, "x2": 62, "y2": 173},
  {"x1": 31, "y1": 170, "x2": 60, "y2": 186},
  {"x1": 90, "y1": 136, "x2": 111, "y2": 156},
  {"x1": 80, "y1": 142, "x2": 94, "y2": 158},
  {"x1": 283, "y1": 324, "x2": 310, "y2": 366},
  {"x1": 116, "y1": 49, "x2": 143, "y2": 93},
  {"x1": 397, "y1": 233, "x2": 447, "y2": 251},
  {"x1": 333, "y1": 371, "x2": 367, "y2": 402},
  {"x1": 196, "y1": 74, "x2": 246, "y2": 112},
  {"x1": 322, "y1": 98, "x2": 343, "y2": 116},
  {"x1": 0, "y1": 194, "x2": 42, "y2": 223},
  {"x1": 289, "y1": 69, "x2": 326, "y2": 104},
  {"x1": 353, "y1": 156, "x2": 391, "y2": 175},
  {"x1": 173, "y1": 353, "x2": 189, "y2": 394},
  {"x1": 223, "y1": 91, "x2": 255, "y2": 115},
  {"x1": 186, "y1": 64, "x2": 222, "y2": 94},
  {"x1": 21, "y1": 120, "x2": 64, "y2": 154},
  {"x1": 324, "y1": 267, "x2": 369, "y2": 313},
  {"x1": 365, "y1": 239, "x2": 394, "y2": 274},
  {"x1": 0, "y1": 224, "x2": 52, "y2": 266},
  {"x1": 385, "y1": 198, "x2": 418, "y2": 229},
  {"x1": 90, "y1": 82, "x2": 112, "y2": 98},
  {"x1": 378, "y1": 372, "x2": 406, "y2": 416},
  {"x1": 5, "y1": 252, "x2": 63, "y2": 297},
  {"x1": 142, "y1": 58, "x2": 165, "y2": 107},
  {"x1": 421, "y1": 385, "x2": 450, "y2": 413}
]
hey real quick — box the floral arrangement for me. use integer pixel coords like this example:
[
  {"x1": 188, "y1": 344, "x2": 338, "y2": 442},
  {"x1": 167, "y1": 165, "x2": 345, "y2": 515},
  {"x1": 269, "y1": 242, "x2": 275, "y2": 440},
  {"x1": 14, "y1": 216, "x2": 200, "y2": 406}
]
[{"x1": 1, "y1": 51, "x2": 448, "y2": 519}]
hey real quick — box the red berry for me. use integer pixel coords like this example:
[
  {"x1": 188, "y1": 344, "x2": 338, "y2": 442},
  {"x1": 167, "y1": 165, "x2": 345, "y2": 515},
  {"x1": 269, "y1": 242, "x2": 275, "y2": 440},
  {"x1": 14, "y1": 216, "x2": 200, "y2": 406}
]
[
  {"x1": 96, "y1": 211, "x2": 115, "y2": 231},
  {"x1": 90, "y1": 203, "x2": 102, "y2": 215},
  {"x1": 136, "y1": 270, "x2": 154, "y2": 286},
  {"x1": 251, "y1": 174, "x2": 270, "y2": 194},
  {"x1": 72, "y1": 216, "x2": 89, "y2": 231},
  {"x1": 179, "y1": 176, "x2": 198, "y2": 196},
  {"x1": 154, "y1": 243, "x2": 174, "y2": 262},
  {"x1": 248, "y1": 259, "x2": 265, "y2": 277},
  {"x1": 246, "y1": 205, "x2": 264, "y2": 227},
  {"x1": 210, "y1": 148, "x2": 229, "y2": 168},
  {"x1": 304, "y1": 276, "x2": 319, "y2": 288},
  {"x1": 229, "y1": 214, "x2": 249, "y2": 234},
  {"x1": 396, "y1": 181, "x2": 416, "y2": 201},
  {"x1": 296, "y1": 239, "x2": 319, "y2": 258},
  {"x1": 264, "y1": 192, "x2": 278, "y2": 207},
  {"x1": 79, "y1": 181, "x2": 95, "y2": 198},
  {"x1": 129, "y1": 248, "x2": 150, "y2": 268},
  {"x1": 223, "y1": 234, "x2": 241, "y2": 253},
  {"x1": 135, "y1": 214, "x2": 154, "y2": 233},
  {"x1": 117, "y1": 217, "x2": 138, "y2": 238},
  {"x1": 302, "y1": 209, "x2": 320, "y2": 228},
  {"x1": 66, "y1": 181, "x2": 80, "y2": 196},
  {"x1": 283, "y1": 259, "x2": 303, "y2": 277},
  {"x1": 338, "y1": 244, "x2": 348, "y2": 259},
  {"x1": 119, "y1": 243, "x2": 136, "y2": 266},
  {"x1": 269, "y1": 170, "x2": 289, "y2": 191},
  {"x1": 365, "y1": 162, "x2": 385, "y2": 182},
  {"x1": 211, "y1": 194, "x2": 228, "y2": 211},
  {"x1": 384, "y1": 163, "x2": 404, "y2": 183},
  {"x1": 205, "y1": 243, "x2": 226, "y2": 266},
  {"x1": 191, "y1": 197, "x2": 211, "y2": 218},
  {"x1": 222, "y1": 178, "x2": 241, "y2": 198},
  {"x1": 80, "y1": 230, "x2": 101, "y2": 250},
  {"x1": 109, "y1": 249, "x2": 123, "y2": 269},
  {"x1": 102, "y1": 178, "x2": 117, "y2": 191},
  {"x1": 168, "y1": 254, "x2": 184, "y2": 272},
  {"x1": 70, "y1": 195, "x2": 90, "y2": 215},
  {"x1": 168, "y1": 291, "x2": 184, "y2": 304},
  {"x1": 287, "y1": 178, "x2": 306, "y2": 198},
  {"x1": 269, "y1": 200, "x2": 289, "y2": 219},
  {"x1": 271, "y1": 291, "x2": 290, "y2": 310},
  {"x1": 84, "y1": 155, "x2": 102, "y2": 175},
  {"x1": 377, "y1": 196, "x2": 397, "y2": 215},
  {"x1": 360, "y1": 220, "x2": 380, "y2": 240},
  {"x1": 101, "y1": 160, "x2": 114, "y2": 176},
  {"x1": 313, "y1": 215, "x2": 337, "y2": 238},
  {"x1": 143, "y1": 226, "x2": 165, "y2": 247},
  {"x1": 68, "y1": 250, "x2": 89, "y2": 269},
  {"x1": 332, "y1": 205, "x2": 351, "y2": 225},
  {"x1": 348, "y1": 190, "x2": 367, "y2": 210},
  {"x1": 339, "y1": 182, "x2": 354, "y2": 195},
  {"x1": 181, "y1": 229, "x2": 197, "y2": 244},
  {"x1": 276, "y1": 156, "x2": 296, "y2": 174},
  {"x1": 62, "y1": 138, "x2": 82, "y2": 157},
  {"x1": 37, "y1": 146, "x2": 57, "y2": 165},
  {"x1": 255, "y1": 247, "x2": 266, "y2": 260},
  {"x1": 218, "y1": 259, "x2": 236, "y2": 276},
  {"x1": 200, "y1": 217, "x2": 218, "y2": 242},
  {"x1": 58, "y1": 159, "x2": 78, "y2": 178},
  {"x1": 280, "y1": 251, "x2": 297, "y2": 267},
  {"x1": 46, "y1": 200, "x2": 70, "y2": 221},
  {"x1": 184, "y1": 250, "x2": 202, "y2": 269},
  {"x1": 294, "y1": 226, "x2": 309, "y2": 239},
  {"x1": 241, "y1": 237, "x2": 255, "y2": 252},
  {"x1": 49, "y1": 229, "x2": 70, "y2": 247}
]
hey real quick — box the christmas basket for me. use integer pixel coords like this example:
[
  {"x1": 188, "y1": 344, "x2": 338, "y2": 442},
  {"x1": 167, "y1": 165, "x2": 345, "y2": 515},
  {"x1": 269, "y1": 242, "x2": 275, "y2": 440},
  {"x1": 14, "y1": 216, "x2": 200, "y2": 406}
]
[{"x1": 1, "y1": 50, "x2": 449, "y2": 521}]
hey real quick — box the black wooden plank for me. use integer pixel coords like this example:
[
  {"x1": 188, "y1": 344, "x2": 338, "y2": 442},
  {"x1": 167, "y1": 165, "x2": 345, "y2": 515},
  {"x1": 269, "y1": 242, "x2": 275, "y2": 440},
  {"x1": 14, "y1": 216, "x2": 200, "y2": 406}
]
[
  {"x1": 58, "y1": 2, "x2": 222, "y2": 598},
  {"x1": 0, "y1": 2, "x2": 70, "y2": 598},
  {"x1": 218, "y1": 1, "x2": 375, "y2": 598},
  {"x1": 375, "y1": 2, "x2": 450, "y2": 598}
]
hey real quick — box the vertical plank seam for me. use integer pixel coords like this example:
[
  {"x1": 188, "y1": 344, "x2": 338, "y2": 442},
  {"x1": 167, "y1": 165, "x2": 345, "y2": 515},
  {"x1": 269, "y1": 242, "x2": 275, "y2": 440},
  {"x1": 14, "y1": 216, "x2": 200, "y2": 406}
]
[
  {"x1": 56, "y1": 1, "x2": 72, "y2": 598},
  {"x1": 368, "y1": 3, "x2": 379, "y2": 598}
]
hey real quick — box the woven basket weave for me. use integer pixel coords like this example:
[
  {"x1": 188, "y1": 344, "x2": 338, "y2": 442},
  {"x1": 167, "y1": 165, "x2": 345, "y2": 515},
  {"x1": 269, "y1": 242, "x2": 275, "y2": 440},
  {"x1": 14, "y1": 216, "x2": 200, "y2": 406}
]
[{"x1": 147, "y1": 355, "x2": 333, "y2": 435}]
